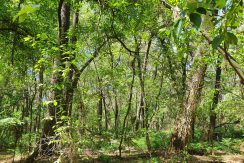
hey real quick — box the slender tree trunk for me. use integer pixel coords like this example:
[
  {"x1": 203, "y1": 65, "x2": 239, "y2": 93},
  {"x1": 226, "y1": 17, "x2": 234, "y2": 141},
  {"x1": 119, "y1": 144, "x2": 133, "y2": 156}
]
[
  {"x1": 108, "y1": 47, "x2": 119, "y2": 136},
  {"x1": 36, "y1": 67, "x2": 44, "y2": 133},
  {"x1": 149, "y1": 72, "x2": 164, "y2": 129},
  {"x1": 29, "y1": 79, "x2": 37, "y2": 152},
  {"x1": 209, "y1": 58, "x2": 222, "y2": 141},
  {"x1": 94, "y1": 61, "x2": 104, "y2": 134},
  {"x1": 97, "y1": 92, "x2": 103, "y2": 134},
  {"x1": 171, "y1": 43, "x2": 207, "y2": 150},
  {"x1": 135, "y1": 44, "x2": 144, "y2": 130},
  {"x1": 78, "y1": 97, "x2": 85, "y2": 136},
  {"x1": 119, "y1": 56, "x2": 136, "y2": 157},
  {"x1": 103, "y1": 97, "x2": 108, "y2": 130},
  {"x1": 114, "y1": 94, "x2": 119, "y2": 137},
  {"x1": 135, "y1": 39, "x2": 152, "y2": 152}
]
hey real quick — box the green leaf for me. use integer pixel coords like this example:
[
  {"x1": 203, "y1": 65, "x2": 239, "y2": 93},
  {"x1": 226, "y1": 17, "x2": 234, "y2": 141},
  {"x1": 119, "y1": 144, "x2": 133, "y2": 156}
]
[
  {"x1": 224, "y1": 32, "x2": 238, "y2": 49},
  {"x1": 225, "y1": 32, "x2": 238, "y2": 45},
  {"x1": 60, "y1": 116, "x2": 68, "y2": 120},
  {"x1": 53, "y1": 100, "x2": 58, "y2": 106},
  {"x1": 196, "y1": 7, "x2": 206, "y2": 15},
  {"x1": 189, "y1": 13, "x2": 202, "y2": 29},
  {"x1": 13, "y1": 4, "x2": 40, "y2": 23},
  {"x1": 24, "y1": 36, "x2": 31, "y2": 42},
  {"x1": 215, "y1": 0, "x2": 226, "y2": 8},
  {"x1": 212, "y1": 34, "x2": 224, "y2": 49},
  {"x1": 173, "y1": 19, "x2": 183, "y2": 39}
]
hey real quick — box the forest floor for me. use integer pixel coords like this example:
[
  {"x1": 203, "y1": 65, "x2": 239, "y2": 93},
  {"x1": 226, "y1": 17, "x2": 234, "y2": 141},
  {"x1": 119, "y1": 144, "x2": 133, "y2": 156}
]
[
  {"x1": 191, "y1": 142, "x2": 244, "y2": 163},
  {"x1": 0, "y1": 142, "x2": 244, "y2": 162},
  {"x1": 0, "y1": 152, "x2": 244, "y2": 163}
]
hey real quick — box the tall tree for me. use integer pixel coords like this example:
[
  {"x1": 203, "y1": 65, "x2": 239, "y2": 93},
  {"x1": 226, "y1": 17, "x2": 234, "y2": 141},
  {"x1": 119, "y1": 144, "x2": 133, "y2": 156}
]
[{"x1": 171, "y1": 42, "x2": 207, "y2": 150}]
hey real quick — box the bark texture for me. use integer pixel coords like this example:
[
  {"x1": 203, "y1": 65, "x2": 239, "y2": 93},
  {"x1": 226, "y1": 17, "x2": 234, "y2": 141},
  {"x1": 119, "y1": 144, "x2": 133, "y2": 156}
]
[
  {"x1": 171, "y1": 43, "x2": 207, "y2": 150},
  {"x1": 209, "y1": 58, "x2": 222, "y2": 141}
]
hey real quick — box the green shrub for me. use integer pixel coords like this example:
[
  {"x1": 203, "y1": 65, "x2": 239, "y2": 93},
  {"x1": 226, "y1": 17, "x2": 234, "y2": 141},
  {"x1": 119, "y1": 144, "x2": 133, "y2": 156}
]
[
  {"x1": 150, "y1": 130, "x2": 171, "y2": 150},
  {"x1": 187, "y1": 142, "x2": 207, "y2": 155},
  {"x1": 192, "y1": 128, "x2": 203, "y2": 142},
  {"x1": 97, "y1": 154, "x2": 111, "y2": 163},
  {"x1": 132, "y1": 137, "x2": 147, "y2": 150}
]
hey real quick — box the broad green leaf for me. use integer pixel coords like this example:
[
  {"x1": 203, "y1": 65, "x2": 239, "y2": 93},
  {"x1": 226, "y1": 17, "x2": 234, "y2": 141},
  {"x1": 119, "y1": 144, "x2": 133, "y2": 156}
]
[
  {"x1": 212, "y1": 34, "x2": 224, "y2": 49},
  {"x1": 224, "y1": 32, "x2": 238, "y2": 49},
  {"x1": 225, "y1": 32, "x2": 238, "y2": 45},
  {"x1": 189, "y1": 13, "x2": 202, "y2": 29}
]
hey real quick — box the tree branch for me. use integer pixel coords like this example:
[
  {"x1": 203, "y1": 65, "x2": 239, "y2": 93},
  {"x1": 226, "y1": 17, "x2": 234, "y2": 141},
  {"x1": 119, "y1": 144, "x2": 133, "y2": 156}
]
[
  {"x1": 215, "y1": 120, "x2": 240, "y2": 129},
  {"x1": 202, "y1": 32, "x2": 244, "y2": 84},
  {"x1": 161, "y1": 0, "x2": 244, "y2": 84},
  {"x1": 71, "y1": 41, "x2": 106, "y2": 89}
]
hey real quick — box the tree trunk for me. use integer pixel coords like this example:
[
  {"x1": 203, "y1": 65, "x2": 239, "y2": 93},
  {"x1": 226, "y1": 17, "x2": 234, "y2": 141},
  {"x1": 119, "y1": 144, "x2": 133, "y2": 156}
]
[
  {"x1": 119, "y1": 56, "x2": 136, "y2": 157},
  {"x1": 26, "y1": 1, "x2": 71, "y2": 161},
  {"x1": 36, "y1": 67, "x2": 44, "y2": 133},
  {"x1": 171, "y1": 43, "x2": 207, "y2": 150},
  {"x1": 97, "y1": 92, "x2": 103, "y2": 134},
  {"x1": 135, "y1": 39, "x2": 152, "y2": 152},
  {"x1": 114, "y1": 94, "x2": 119, "y2": 138},
  {"x1": 209, "y1": 58, "x2": 222, "y2": 141},
  {"x1": 103, "y1": 97, "x2": 108, "y2": 130}
]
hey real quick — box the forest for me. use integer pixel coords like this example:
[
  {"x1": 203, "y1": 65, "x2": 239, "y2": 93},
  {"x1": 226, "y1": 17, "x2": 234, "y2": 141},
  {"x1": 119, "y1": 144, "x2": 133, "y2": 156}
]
[{"x1": 0, "y1": 0, "x2": 244, "y2": 162}]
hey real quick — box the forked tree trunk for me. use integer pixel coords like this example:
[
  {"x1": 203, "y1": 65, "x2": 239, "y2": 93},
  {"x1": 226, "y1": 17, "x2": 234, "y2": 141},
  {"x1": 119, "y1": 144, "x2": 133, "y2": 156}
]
[{"x1": 171, "y1": 43, "x2": 207, "y2": 150}]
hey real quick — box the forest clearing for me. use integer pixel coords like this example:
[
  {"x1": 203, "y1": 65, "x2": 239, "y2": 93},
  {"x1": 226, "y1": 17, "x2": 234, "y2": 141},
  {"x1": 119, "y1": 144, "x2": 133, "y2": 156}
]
[{"x1": 0, "y1": 0, "x2": 244, "y2": 162}]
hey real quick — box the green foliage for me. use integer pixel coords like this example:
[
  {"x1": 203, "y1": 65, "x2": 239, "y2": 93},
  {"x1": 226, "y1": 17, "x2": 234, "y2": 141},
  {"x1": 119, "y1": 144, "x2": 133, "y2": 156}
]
[
  {"x1": 224, "y1": 32, "x2": 238, "y2": 49},
  {"x1": 212, "y1": 34, "x2": 224, "y2": 49},
  {"x1": 189, "y1": 13, "x2": 202, "y2": 29},
  {"x1": 215, "y1": 0, "x2": 226, "y2": 9},
  {"x1": 150, "y1": 130, "x2": 172, "y2": 150},
  {"x1": 173, "y1": 19, "x2": 183, "y2": 39},
  {"x1": 215, "y1": 126, "x2": 244, "y2": 139},
  {"x1": 132, "y1": 137, "x2": 148, "y2": 150},
  {"x1": 0, "y1": 0, "x2": 243, "y2": 161},
  {"x1": 191, "y1": 128, "x2": 204, "y2": 143},
  {"x1": 13, "y1": 4, "x2": 40, "y2": 23},
  {"x1": 188, "y1": 138, "x2": 243, "y2": 155},
  {"x1": 215, "y1": 138, "x2": 242, "y2": 153},
  {"x1": 0, "y1": 117, "x2": 24, "y2": 128},
  {"x1": 97, "y1": 154, "x2": 112, "y2": 163},
  {"x1": 196, "y1": 7, "x2": 206, "y2": 15},
  {"x1": 188, "y1": 142, "x2": 208, "y2": 155}
]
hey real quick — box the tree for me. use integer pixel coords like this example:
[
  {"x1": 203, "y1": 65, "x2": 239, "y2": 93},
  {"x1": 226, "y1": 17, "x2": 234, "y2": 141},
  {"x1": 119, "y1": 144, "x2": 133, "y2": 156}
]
[{"x1": 171, "y1": 42, "x2": 207, "y2": 150}]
